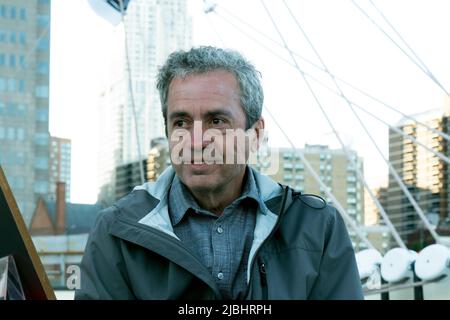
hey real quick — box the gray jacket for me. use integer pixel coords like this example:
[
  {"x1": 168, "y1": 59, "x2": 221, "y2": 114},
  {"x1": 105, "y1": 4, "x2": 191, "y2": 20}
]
[{"x1": 75, "y1": 166, "x2": 363, "y2": 300}]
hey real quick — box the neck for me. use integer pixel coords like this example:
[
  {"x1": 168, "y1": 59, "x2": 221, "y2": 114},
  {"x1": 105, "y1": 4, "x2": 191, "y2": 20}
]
[{"x1": 189, "y1": 167, "x2": 247, "y2": 215}]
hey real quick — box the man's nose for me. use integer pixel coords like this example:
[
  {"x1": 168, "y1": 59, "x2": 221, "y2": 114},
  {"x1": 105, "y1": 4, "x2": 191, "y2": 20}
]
[{"x1": 191, "y1": 120, "x2": 209, "y2": 150}]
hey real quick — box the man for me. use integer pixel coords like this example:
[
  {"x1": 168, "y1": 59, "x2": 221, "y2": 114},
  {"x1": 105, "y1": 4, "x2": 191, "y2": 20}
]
[{"x1": 75, "y1": 46, "x2": 363, "y2": 300}]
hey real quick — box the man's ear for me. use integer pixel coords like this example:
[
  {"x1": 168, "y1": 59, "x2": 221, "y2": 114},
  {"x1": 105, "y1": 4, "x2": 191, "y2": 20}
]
[
  {"x1": 247, "y1": 117, "x2": 265, "y2": 153},
  {"x1": 254, "y1": 117, "x2": 265, "y2": 141}
]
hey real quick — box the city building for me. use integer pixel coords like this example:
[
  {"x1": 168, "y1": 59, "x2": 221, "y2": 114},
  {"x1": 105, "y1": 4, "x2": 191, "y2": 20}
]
[
  {"x1": 146, "y1": 136, "x2": 170, "y2": 182},
  {"x1": 255, "y1": 144, "x2": 365, "y2": 248},
  {"x1": 30, "y1": 182, "x2": 102, "y2": 289},
  {"x1": 115, "y1": 137, "x2": 169, "y2": 201},
  {"x1": 257, "y1": 144, "x2": 365, "y2": 224},
  {"x1": 49, "y1": 136, "x2": 71, "y2": 202},
  {"x1": 97, "y1": 0, "x2": 192, "y2": 205},
  {"x1": 387, "y1": 102, "x2": 450, "y2": 249},
  {"x1": 364, "y1": 186, "x2": 388, "y2": 226},
  {"x1": 360, "y1": 225, "x2": 391, "y2": 253},
  {"x1": 0, "y1": 0, "x2": 51, "y2": 225}
]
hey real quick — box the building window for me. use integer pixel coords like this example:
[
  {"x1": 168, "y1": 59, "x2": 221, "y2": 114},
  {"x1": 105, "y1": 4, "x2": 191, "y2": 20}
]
[
  {"x1": 34, "y1": 157, "x2": 48, "y2": 170},
  {"x1": 7, "y1": 79, "x2": 16, "y2": 91},
  {"x1": 36, "y1": 109, "x2": 48, "y2": 122},
  {"x1": 37, "y1": 14, "x2": 50, "y2": 27},
  {"x1": 10, "y1": 6, "x2": 16, "y2": 19},
  {"x1": 7, "y1": 127, "x2": 15, "y2": 140},
  {"x1": 0, "y1": 6, "x2": 6, "y2": 18},
  {"x1": 19, "y1": 55, "x2": 25, "y2": 68},
  {"x1": 18, "y1": 79, "x2": 25, "y2": 92},
  {"x1": 37, "y1": 37, "x2": 49, "y2": 51},
  {"x1": 0, "y1": 127, "x2": 5, "y2": 139},
  {"x1": 283, "y1": 162, "x2": 293, "y2": 169},
  {"x1": 19, "y1": 32, "x2": 25, "y2": 44},
  {"x1": 17, "y1": 128, "x2": 25, "y2": 140},
  {"x1": 9, "y1": 54, "x2": 15, "y2": 67},
  {"x1": 6, "y1": 102, "x2": 15, "y2": 115},
  {"x1": 17, "y1": 104, "x2": 26, "y2": 116},
  {"x1": 19, "y1": 8, "x2": 26, "y2": 20},
  {"x1": 0, "y1": 78, "x2": 5, "y2": 91},
  {"x1": 9, "y1": 31, "x2": 16, "y2": 43},
  {"x1": 37, "y1": 62, "x2": 48, "y2": 74},
  {"x1": 35, "y1": 86, "x2": 49, "y2": 98},
  {"x1": 34, "y1": 133, "x2": 49, "y2": 146},
  {"x1": 0, "y1": 53, "x2": 4, "y2": 65},
  {"x1": 283, "y1": 153, "x2": 292, "y2": 160}
]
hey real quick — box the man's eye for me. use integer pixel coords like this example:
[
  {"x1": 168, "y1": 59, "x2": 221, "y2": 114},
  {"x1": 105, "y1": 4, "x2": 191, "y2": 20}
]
[
  {"x1": 174, "y1": 120, "x2": 186, "y2": 127},
  {"x1": 212, "y1": 118, "x2": 225, "y2": 125}
]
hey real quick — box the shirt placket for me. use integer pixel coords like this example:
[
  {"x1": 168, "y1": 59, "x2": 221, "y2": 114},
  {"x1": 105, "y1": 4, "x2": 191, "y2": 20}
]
[{"x1": 211, "y1": 210, "x2": 231, "y2": 298}]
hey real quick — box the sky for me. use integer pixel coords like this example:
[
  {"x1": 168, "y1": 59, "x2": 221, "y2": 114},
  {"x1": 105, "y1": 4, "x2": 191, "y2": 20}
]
[{"x1": 49, "y1": 0, "x2": 450, "y2": 204}]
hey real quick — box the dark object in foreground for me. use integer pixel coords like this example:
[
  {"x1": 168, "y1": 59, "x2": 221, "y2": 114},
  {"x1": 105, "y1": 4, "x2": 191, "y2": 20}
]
[{"x1": 0, "y1": 166, "x2": 55, "y2": 300}]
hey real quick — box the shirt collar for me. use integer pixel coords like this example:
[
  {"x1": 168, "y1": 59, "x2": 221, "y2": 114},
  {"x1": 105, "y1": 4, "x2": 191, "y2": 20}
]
[{"x1": 169, "y1": 166, "x2": 261, "y2": 226}]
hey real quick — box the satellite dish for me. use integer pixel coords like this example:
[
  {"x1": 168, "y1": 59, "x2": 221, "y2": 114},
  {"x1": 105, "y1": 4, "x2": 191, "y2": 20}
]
[
  {"x1": 381, "y1": 248, "x2": 417, "y2": 282},
  {"x1": 355, "y1": 249, "x2": 383, "y2": 280},
  {"x1": 88, "y1": 0, "x2": 130, "y2": 26},
  {"x1": 415, "y1": 244, "x2": 450, "y2": 281}
]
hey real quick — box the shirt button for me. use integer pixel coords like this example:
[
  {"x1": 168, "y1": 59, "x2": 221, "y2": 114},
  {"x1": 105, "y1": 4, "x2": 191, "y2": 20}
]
[
  {"x1": 217, "y1": 226, "x2": 224, "y2": 234},
  {"x1": 217, "y1": 272, "x2": 224, "y2": 280}
]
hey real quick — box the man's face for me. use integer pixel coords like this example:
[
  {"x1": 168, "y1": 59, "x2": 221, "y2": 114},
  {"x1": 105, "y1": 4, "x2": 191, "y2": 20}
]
[{"x1": 166, "y1": 70, "x2": 252, "y2": 193}]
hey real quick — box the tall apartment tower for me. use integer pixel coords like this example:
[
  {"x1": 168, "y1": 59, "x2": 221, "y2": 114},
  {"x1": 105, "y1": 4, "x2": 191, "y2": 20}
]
[
  {"x1": 49, "y1": 136, "x2": 71, "y2": 202},
  {"x1": 0, "y1": 0, "x2": 51, "y2": 225},
  {"x1": 255, "y1": 144, "x2": 366, "y2": 249},
  {"x1": 387, "y1": 104, "x2": 450, "y2": 248},
  {"x1": 98, "y1": 0, "x2": 192, "y2": 205},
  {"x1": 256, "y1": 144, "x2": 365, "y2": 226}
]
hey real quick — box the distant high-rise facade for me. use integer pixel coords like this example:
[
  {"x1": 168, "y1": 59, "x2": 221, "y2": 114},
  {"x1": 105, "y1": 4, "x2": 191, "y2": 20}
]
[
  {"x1": 256, "y1": 144, "x2": 365, "y2": 227},
  {"x1": 98, "y1": 0, "x2": 192, "y2": 205},
  {"x1": 114, "y1": 137, "x2": 169, "y2": 201},
  {"x1": 49, "y1": 136, "x2": 71, "y2": 202},
  {"x1": 364, "y1": 186, "x2": 388, "y2": 226},
  {"x1": 387, "y1": 104, "x2": 450, "y2": 248},
  {"x1": 0, "y1": 0, "x2": 51, "y2": 225}
]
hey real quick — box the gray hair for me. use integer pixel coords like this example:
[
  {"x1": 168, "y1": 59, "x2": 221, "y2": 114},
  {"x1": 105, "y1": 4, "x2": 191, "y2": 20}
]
[{"x1": 156, "y1": 46, "x2": 264, "y2": 132}]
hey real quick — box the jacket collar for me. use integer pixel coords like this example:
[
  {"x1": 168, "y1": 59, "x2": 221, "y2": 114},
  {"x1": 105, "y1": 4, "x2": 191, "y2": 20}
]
[
  {"x1": 134, "y1": 165, "x2": 282, "y2": 204},
  {"x1": 169, "y1": 166, "x2": 261, "y2": 226},
  {"x1": 133, "y1": 165, "x2": 284, "y2": 234}
]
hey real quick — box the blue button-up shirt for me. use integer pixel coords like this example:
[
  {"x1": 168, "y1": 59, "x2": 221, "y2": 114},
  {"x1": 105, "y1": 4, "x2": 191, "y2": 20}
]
[{"x1": 168, "y1": 168, "x2": 260, "y2": 299}]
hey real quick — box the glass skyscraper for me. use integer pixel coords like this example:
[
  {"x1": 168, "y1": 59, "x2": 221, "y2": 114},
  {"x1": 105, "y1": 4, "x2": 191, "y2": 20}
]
[
  {"x1": 0, "y1": 0, "x2": 51, "y2": 225},
  {"x1": 97, "y1": 0, "x2": 192, "y2": 205}
]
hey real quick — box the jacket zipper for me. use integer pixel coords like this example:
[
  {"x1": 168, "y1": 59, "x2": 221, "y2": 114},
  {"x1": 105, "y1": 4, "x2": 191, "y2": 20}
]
[
  {"x1": 259, "y1": 258, "x2": 268, "y2": 299},
  {"x1": 244, "y1": 185, "x2": 290, "y2": 299}
]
